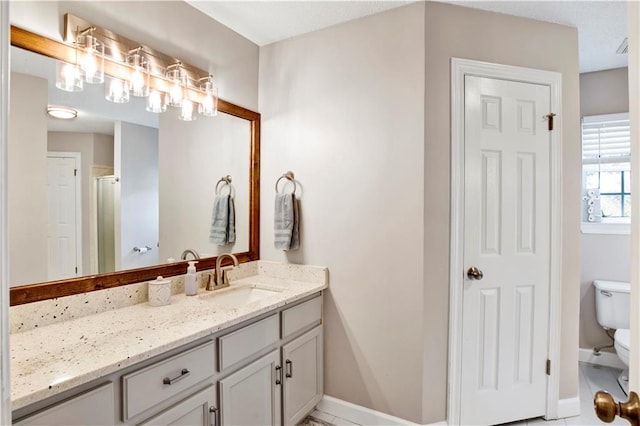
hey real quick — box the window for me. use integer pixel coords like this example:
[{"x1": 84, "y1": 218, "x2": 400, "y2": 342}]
[{"x1": 582, "y1": 112, "x2": 631, "y2": 234}]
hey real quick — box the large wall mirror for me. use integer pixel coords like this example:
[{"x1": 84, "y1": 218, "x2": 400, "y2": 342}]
[{"x1": 9, "y1": 26, "x2": 260, "y2": 306}]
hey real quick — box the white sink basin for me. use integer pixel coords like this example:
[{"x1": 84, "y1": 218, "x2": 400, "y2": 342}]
[{"x1": 200, "y1": 285, "x2": 282, "y2": 308}]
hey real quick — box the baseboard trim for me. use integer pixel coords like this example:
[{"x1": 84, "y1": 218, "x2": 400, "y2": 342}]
[
  {"x1": 556, "y1": 396, "x2": 581, "y2": 418},
  {"x1": 315, "y1": 395, "x2": 447, "y2": 426},
  {"x1": 579, "y1": 348, "x2": 626, "y2": 370}
]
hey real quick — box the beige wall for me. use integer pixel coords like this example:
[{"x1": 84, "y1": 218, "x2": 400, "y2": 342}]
[
  {"x1": 579, "y1": 67, "x2": 630, "y2": 353},
  {"x1": 93, "y1": 134, "x2": 114, "y2": 167},
  {"x1": 261, "y1": 2, "x2": 580, "y2": 423},
  {"x1": 10, "y1": 1, "x2": 259, "y2": 110},
  {"x1": 8, "y1": 73, "x2": 48, "y2": 287},
  {"x1": 260, "y1": 3, "x2": 426, "y2": 422},
  {"x1": 581, "y1": 68, "x2": 629, "y2": 116},
  {"x1": 425, "y1": 1, "x2": 581, "y2": 403},
  {"x1": 158, "y1": 107, "x2": 251, "y2": 262}
]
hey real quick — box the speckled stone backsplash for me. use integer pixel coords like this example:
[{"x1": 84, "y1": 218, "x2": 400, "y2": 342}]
[
  {"x1": 10, "y1": 261, "x2": 327, "y2": 334},
  {"x1": 9, "y1": 269, "x2": 213, "y2": 334}
]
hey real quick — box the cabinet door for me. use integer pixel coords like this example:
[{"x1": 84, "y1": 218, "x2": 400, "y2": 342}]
[
  {"x1": 282, "y1": 326, "x2": 323, "y2": 426},
  {"x1": 14, "y1": 383, "x2": 115, "y2": 426},
  {"x1": 219, "y1": 349, "x2": 281, "y2": 426},
  {"x1": 138, "y1": 385, "x2": 217, "y2": 426}
]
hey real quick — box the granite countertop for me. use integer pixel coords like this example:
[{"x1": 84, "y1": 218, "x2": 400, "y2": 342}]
[{"x1": 10, "y1": 261, "x2": 328, "y2": 410}]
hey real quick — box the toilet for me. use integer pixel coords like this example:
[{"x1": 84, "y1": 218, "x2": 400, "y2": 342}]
[{"x1": 594, "y1": 280, "x2": 631, "y2": 395}]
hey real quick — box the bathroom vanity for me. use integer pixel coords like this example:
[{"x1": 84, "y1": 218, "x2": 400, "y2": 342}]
[{"x1": 10, "y1": 261, "x2": 327, "y2": 426}]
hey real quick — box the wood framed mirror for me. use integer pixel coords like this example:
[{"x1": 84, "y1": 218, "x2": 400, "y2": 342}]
[{"x1": 8, "y1": 26, "x2": 260, "y2": 306}]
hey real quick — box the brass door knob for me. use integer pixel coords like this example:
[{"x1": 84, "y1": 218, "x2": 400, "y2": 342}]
[
  {"x1": 467, "y1": 266, "x2": 484, "y2": 280},
  {"x1": 594, "y1": 391, "x2": 640, "y2": 425}
]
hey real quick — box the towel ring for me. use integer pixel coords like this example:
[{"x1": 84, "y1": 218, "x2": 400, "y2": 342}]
[
  {"x1": 275, "y1": 171, "x2": 296, "y2": 194},
  {"x1": 216, "y1": 175, "x2": 232, "y2": 195}
]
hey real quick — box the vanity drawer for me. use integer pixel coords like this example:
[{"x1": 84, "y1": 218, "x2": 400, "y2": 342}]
[
  {"x1": 122, "y1": 341, "x2": 216, "y2": 421},
  {"x1": 218, "y1": 314, "x2": 279, "y2": 371},
  {"x1": 282, "y1": 296, "x2": 322, "y2": 339},
  {"x1": 15, "y1": 383, "x2": 115, "y2": 426}
]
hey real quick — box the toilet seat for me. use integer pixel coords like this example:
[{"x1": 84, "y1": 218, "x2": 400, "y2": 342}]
[{"x1": 615, "y1": 329, "x2": 630, "y2": 366}]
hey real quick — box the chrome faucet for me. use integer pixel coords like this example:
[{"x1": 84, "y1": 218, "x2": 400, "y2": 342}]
[
  {"x1": 180, "y1": 249, "x2": 200, "y2": 260},
  {"x1": 212, "y1": 253, "x2": 239, "y2": 290}
]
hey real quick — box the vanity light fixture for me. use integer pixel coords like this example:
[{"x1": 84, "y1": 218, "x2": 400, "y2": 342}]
[
  {"x1": 146, "y1": 90, "x2": 167, "y2": 113},
  {"x1": 55, "y1": 61, "x2": 83, "y2": 92},
  {"x1": 75, "y1": 26, "x2": 104, "y2": 84},
  {"x1": 166, "y1": 62, "x2": 186, "y2": 108},
  {"x1": 47, "y1": 105, "x2": 78, "y2": 120},
  {"x1": 179, "y1": 100, "x2": 197, "y2": 121},
  {"x1": 198, "y1": 76, "x2": 218, "y2": 117},
  {"x1": 105, "y1": 77, "x2": 130, "y2": 103},
  {"x1": 61, "y1": 14, "x2": 221, "y2": 122},
  {"x1": 127, "y1": 47, "x2": 150, "y2": 97}
]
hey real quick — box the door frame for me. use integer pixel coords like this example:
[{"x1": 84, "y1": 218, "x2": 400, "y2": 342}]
[
  {"x1": 447, "y1": 58, "x2": 563, "y2": 424},
  {"x1": 47, "y1": 151, "x2": 83, "y2": 277}
]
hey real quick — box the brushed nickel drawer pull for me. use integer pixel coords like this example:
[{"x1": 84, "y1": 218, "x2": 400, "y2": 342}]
[
  {"x1": 163, "y1": 368, "x2": 190, "y2": 385},
  {"x1": 275, "y1": 365, "x2": 282, "y2": 385},
  {"x1": 285, "y1": 359, "x2": 293, "y2": 378},
  {"x1": 209, "y1": 406, "x2": 217, "y2": 426}
]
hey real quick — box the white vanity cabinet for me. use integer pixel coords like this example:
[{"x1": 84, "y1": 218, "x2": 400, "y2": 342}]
[
  {"x1": 282, "y1": 326, "x2": 323, "y2": 425},
  {"x1": 139, "y1": 385, "x2": 217, "y2": 426},
  {"x1": 14, "y1": 383, "x2": 115, "y2": 426},
  {"x1": 220, "y1": 349, "x2": 282, "y2": 426},
  {"x1": 12, "y1": 293, "x2": 324, "y2": 426},
  {"x1": 218, "y1": 296, "x2": 323, "y2": 426}
]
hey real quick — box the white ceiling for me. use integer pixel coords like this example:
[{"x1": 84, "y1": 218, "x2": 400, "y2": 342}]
[
  {"x1": 185, "y1": 1, "x2": 413, "y2": 46},
  {"x1": 186, "y1": 0, "x2": 628, "y2": 73}
]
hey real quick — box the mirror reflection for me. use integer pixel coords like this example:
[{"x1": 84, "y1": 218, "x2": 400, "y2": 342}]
[{"x1": 8, "y1": 46, "x2": 250, "y2": 288}]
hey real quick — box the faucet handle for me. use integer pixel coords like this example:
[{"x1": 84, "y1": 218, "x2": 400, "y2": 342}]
[{"x1": 219, "y1": 266, "x2": 235, "y2": 286}]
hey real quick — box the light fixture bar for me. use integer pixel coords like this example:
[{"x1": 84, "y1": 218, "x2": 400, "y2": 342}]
[
  {"x1": 64, "y1": 13, "x2": 210, "y2": 87},
  {"x1": 11, "y1": 25, "x2": 259, "y2": 121}
]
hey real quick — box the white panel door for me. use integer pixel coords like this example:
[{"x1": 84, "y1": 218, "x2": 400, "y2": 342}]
[
  {"x1": 461, "y1": 76, "x2": 551, "y2": 425},
  {"x1": 46, "y1": 154, "x2": 80, "y2": 281}
]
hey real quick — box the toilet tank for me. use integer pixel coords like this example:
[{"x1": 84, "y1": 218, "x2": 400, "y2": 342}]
[{"x1": 594, "y1": 280, "x2": 630, "y2": 330}]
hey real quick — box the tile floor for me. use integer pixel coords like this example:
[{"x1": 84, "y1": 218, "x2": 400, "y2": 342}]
[
  {"x1": 300, "y1": 362, "x2": 628, "y2": 426},
  {"x1": 504, "y1": 362, "x2": 628, "y2": 426}
]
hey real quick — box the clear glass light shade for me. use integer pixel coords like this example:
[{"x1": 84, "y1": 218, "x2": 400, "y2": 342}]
[
  {"x1": 127, "y1": 52, "x2": 150, "y2": 97},
  {"x1": 198, "y1": 79, "x2": 218, "y2": 117},
  {"x1": 166, "y1": 65, "x2": 186, "y2": 107},
  {"x1": 55, "y1": 61, "x2": 83, "y2": 92},
  {"x1": 179, "y1": 100, "x2": 197, "y2": 121},
  {"x1": 146, "y1": 90, "x2": 167, "y2": 113},
  {"x1": 105, "y1": 78, "x2": 130, "y2": 103},
  {"x1": 77, "y1": 34, "x2": 104, "y2": 84}
]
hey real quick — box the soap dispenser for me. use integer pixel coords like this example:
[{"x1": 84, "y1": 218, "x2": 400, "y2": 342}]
[{"x1": 185, "y1": 261, "x2": 198, "y2": 296}]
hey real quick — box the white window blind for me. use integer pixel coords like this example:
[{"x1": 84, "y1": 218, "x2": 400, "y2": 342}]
[{"x1": 582, "y1": 112, "x2": 631, "y2": 165}]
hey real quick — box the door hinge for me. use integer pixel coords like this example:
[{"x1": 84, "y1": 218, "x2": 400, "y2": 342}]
[
  {"x1": 546, "y1": 113, "x2": 556, "y2": 131},
  {"x1": 546, "y1": 359, "x2": 551, "y2": 375},
  {"x1": 74, "y1": 169, "x2": 78, "y2": 176}
]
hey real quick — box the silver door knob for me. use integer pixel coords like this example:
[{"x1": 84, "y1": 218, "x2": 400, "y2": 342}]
[{"x1": 467, "y1": 267, "x2": 484, "y2": 280}]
